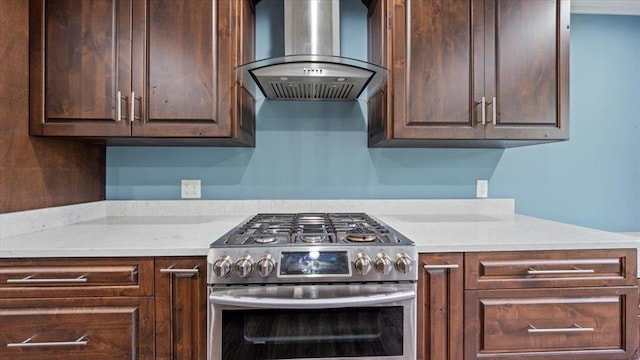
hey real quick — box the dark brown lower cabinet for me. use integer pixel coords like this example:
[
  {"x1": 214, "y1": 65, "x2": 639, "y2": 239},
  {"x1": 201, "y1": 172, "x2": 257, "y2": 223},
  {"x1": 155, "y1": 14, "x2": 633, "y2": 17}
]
[
  {"x1": 0, "y1": 297, "x2": 154, "y2": 359},
  {"x1": 465, "y1": 285, "x2": 639, "y2": 360},
  {"x1": 155, "y1": 257, "x2": 207, "y2": 360},
  {"x1": 0, "y1": 256, "x2": 209, "y2": 360},
  {"x1": 417, "y1": 253, "x2": 464, "y2": 360}
]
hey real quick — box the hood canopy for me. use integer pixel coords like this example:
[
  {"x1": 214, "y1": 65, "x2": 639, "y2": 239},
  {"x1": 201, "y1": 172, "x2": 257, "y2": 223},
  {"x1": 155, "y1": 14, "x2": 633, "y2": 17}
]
[{"x1": 236, "y1": 0, "x2": 387, "y2": 101}]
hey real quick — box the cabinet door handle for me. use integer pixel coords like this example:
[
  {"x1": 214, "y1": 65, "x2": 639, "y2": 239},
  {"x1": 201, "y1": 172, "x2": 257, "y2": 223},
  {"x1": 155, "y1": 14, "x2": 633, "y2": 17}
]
[
  {"x1": 480, "y1": 96, "x2": 486, "y2": 126},
  {"x1": 491, "y1": 96, "x2": 496, "y2": 124},
  {"x1": 117, "y1": 91, "x2": 123, "y2": 122},
  {"x1": 130, "y1": 91, "x2": 136, "y2": 122},
  {"x1": 6, "y1": 274, "x2": 88, "y2": 283},
  {"x1": 7, "y1": 335, "x2": 88, "y2": 348},
  {"x1": 527, "y1": 324, "x2": 594, "y2": 334},
  {"x1": 423, "y1": 263, "x2": 459, "y2": 270},
  {"x1": 160, "y1": 266, "x2": 199, "y2": 277},
  {"x1": 485, "y1": 97, "x2": 495, "y2": 124},
  {"x1": 130, "y1": 92, "x2": 142, "y2": 122},
  {"x1": 527, "y1": 267, "x2": 595, "y2": 275}
]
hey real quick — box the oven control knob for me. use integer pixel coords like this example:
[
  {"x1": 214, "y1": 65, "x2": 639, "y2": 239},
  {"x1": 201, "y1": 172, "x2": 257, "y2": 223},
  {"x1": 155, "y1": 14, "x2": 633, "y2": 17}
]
[
  {"x1": 235, "y1": 256, "x2": 254, "y2": 278},
  {"x1": 256, "y1": 256, "x2": 275, "y2": 277},
  {"x1": 354, "y1": 254, "x2": 372, "y2": 276},
  {"x1": 395, "y1": 253, "x2": 413, "y2": 274},
  {"x1": 213, "y1": 256, "x2": 232, "y2": 277},
  {"x1": 374, "y1": 254, "x2": 393, "y2": 275}
]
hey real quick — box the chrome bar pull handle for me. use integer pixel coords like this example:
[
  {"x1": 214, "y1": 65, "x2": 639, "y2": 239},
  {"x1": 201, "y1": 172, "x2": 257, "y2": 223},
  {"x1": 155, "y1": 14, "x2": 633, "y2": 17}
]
[
  {"x1": 481, "y1": 96, "x2": 486, "y2": 126},
  {"x1": 491, "y1": 96, "x2": 496, "y2": 124},
  {"x1": 7, "y1": 274, "x2": 88, "y2": 283},
  {"x1": 116, "y1": 91, "x2": 123, "y2": 122},
  {"x1": 130, "y1": 92, "x2": 141, "y2": 122},
  {"x1": 485, "y1": 97, "x2": 494, "y2": 124},
  {"x1": 527, "y1": 267, "x2": 595, "y2": 275},
  {"x1": 160, "y1": 265, "x2": 199, "y2": 277},
  {"x1": 7, "y1": 335, "x2": 89, "y2": 348},
  {"x1": 527, "y1": 324, "x2": 594, "y2": 334},
  {"x1": 423, "y1": 263, "x2": 459, "y2": 270},
  {"x1": 130, "y1": 91, "x2": 135, "y2": 122}
]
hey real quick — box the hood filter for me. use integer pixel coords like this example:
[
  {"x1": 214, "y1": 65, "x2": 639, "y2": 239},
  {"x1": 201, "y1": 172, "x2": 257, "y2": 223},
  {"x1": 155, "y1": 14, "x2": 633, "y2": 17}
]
[{"x1": 270, "y1": 82, "x2": 356, "y2": 100}]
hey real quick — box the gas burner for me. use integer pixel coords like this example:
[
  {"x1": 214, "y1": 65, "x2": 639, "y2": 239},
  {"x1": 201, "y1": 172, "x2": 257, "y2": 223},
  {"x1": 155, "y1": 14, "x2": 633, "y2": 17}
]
[
  {"x1": 299, "y1": 234, "x2": 330, "y2": 243},
  {"x1": 346, "y1": 234, "x2": 377, "y2": 242},
  {"x1": 252, "y1": 237, "x2": 277, "y2": 244}
]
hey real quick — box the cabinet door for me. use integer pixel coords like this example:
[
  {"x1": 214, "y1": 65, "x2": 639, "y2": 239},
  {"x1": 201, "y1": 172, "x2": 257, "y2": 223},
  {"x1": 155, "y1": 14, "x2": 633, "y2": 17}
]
[
  {"x1": 30, "y1": 0, "x2": 132, "y2": 137},
  {"x1": 369, "y1": 0, "x2": 484, "y2": 145},
  {"x1": 483, "y1": 0, "x2": 569, "y2": 140},
  {"x1": 0, "y1": 297, "x2": 154, "y2": 360},
  {"x1": 155, "y1": 258, "x2": 207, "y2": 360},
  {"x1": 131, "y1": 0, "x2": 255, "y2": 142},
  {"x1": 417, "y1": 253, "x2": 464, "y2": 360}
]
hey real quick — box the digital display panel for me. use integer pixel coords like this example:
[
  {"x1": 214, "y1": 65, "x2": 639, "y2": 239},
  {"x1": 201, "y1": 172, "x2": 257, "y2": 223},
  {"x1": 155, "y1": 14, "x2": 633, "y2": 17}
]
[{"x1": 279, "y1": 251, "x2": 350, "y2": 276}]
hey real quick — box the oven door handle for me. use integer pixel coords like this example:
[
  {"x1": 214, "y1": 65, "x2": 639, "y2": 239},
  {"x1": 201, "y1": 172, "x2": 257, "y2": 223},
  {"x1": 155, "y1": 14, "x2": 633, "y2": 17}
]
[{"x1": 209, "y1": 290, "x2": 415, "y2": 309}]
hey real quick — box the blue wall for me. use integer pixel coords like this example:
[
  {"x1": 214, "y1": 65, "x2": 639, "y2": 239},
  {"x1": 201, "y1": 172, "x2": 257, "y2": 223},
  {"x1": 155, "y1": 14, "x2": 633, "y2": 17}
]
[{"x1": 106, "y1": 3, "x2": 640, "y2": 232}]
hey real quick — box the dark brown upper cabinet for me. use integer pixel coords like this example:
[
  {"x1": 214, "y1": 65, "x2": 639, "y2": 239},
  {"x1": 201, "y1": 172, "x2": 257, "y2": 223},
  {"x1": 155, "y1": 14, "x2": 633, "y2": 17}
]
[
  {"x1": 366, "y1": 0, "x2": 569, "y2": 148},
  {"x1": 29, "y1": 0, "x2": 255, "y2": 146}
]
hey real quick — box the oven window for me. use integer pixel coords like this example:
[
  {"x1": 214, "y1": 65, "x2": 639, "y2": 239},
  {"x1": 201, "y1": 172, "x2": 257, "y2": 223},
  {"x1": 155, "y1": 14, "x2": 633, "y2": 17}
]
[{"x1": 221, "y1": 307, "x2": 403, "y2": 359}]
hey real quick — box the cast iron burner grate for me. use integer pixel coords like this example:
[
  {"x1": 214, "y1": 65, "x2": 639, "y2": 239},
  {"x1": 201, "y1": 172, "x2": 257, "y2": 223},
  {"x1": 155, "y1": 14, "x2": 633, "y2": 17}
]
[{"x1": 225, "y1": 213, "x2": 398, "y2": 245}]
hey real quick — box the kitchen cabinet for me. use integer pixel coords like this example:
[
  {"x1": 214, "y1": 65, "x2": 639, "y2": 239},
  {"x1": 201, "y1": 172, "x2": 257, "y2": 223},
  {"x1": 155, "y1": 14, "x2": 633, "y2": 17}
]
[
  {"x1": 416, "y1": 253, "x2": 463, "y2": 360},
  {"x1": 365, "y1": 0, "x2": 569, "y2": 148},
  {"x1": 0, "y1": 256, "x2": 209, "y2": 360},
  {"x1": 29, "y1": 0, "x2": 255, "y2": 146},
  {"x1": 464, "y1": 249, "x2": 639, "y2": 359},
  {"x1": 0, "y1": 257, "x2": 155, "y2": 359},
  {"x1": 155, "y1": 257, "x2": 207, "y2": 360}
]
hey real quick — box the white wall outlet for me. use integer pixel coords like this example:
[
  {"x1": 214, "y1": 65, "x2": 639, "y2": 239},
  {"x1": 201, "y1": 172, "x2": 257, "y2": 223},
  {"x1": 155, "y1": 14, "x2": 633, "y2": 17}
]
[
  {"x1": 476, "y1": 179, "x2": 488, "y2": 198},
  {"x1": 181, "y1": 179, "x2": 201, "y2": 199}
]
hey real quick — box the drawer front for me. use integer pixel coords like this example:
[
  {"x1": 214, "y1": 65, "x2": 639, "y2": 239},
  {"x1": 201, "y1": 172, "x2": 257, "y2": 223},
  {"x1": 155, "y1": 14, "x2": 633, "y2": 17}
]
[
  {"x1": 465, "y1": 249, "x2": 636, "y2": 289},
  {"x1": 465, "y1": 287, "x2": 638, "y2": 360},
  {"x1": 0, "y1": 258, "x2": 154, "y2": 297},
  {"x1": 0, "y1": 297, "x2": 154, "y2": 360}
]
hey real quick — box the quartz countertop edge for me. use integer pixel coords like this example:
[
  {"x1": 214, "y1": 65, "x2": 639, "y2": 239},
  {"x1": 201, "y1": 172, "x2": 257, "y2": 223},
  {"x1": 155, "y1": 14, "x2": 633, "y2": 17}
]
[{"x1": 0, "y1": 199, "x2": 638, "y2": 258}]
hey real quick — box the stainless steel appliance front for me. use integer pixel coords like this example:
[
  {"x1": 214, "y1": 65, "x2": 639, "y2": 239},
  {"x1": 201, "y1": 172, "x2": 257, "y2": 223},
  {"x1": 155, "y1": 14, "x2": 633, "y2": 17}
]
[{"x1": 208, "y1": 283, "x2": 416, "y2": 360}]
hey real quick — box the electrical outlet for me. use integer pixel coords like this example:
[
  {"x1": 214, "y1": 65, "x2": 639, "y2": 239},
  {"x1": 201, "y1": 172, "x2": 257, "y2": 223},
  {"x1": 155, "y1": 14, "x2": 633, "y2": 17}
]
[
  {"x1": 476, "y1": 179, "x2": 488, "y2": 198},
  {"x1": 181, "y1": 179, "x2": 201, "y2": 199}
]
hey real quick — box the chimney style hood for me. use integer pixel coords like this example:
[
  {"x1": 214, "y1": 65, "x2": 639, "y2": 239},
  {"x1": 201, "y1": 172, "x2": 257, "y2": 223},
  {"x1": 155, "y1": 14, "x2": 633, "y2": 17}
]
[{"x1": 236, "y1": 0, "x2": 387, "y2": 101}]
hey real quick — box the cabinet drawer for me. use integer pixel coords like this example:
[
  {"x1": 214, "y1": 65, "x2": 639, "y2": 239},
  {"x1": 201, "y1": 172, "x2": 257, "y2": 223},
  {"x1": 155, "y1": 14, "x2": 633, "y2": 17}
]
[
  {"x1": 465, "y1": 249, "x2": 636, "y2": 289},
  {"x1": 0, "y1": 258, "x2": 153, "y2": 297},
  {"x1": 0, "y1": 297, "x2": 154, "y2": 359},
  {"x1": 464, "y1": 287, "x2": 638, "y2": 360}
]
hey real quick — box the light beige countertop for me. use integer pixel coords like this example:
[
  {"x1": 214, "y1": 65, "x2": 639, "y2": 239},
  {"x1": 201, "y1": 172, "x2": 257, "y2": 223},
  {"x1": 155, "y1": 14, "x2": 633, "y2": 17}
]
[{"x1": 0, "y1": 200, "x2": 637, "y2": 258}]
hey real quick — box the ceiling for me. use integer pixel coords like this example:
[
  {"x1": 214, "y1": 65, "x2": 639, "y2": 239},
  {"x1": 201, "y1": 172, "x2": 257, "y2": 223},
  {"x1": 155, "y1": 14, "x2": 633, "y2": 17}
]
[{"x1": 571, "y1": 0, "x2": 640, "y2": 15}]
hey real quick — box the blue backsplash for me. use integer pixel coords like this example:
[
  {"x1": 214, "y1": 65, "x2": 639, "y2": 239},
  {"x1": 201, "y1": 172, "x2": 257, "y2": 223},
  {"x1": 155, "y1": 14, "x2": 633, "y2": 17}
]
[{"x1": 107, "y1": 2, "x2": 640, "y2": 232}]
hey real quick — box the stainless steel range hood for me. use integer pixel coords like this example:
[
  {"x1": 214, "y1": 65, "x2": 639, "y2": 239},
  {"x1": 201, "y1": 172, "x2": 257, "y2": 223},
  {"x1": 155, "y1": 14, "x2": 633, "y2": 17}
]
[{"x1": 236, "y1": 0, "x2": 387, "y2": 101}]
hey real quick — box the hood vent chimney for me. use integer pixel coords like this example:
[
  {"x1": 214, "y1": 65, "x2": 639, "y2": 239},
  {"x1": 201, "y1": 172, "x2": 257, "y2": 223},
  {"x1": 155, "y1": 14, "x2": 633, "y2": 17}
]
[{"x1": 236, "y1": 0, "x2": 387, "y2": 101}]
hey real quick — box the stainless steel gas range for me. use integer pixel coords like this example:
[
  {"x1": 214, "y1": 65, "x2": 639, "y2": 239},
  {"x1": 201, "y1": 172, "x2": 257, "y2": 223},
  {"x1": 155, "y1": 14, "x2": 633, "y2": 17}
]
[{"x1": 207, "y1": 213, "x2": 417, "y2": 360}]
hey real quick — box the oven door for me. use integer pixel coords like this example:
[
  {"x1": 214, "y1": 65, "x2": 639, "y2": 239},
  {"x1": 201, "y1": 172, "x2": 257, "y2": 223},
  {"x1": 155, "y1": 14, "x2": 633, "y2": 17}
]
[{"x1": 208, "y1": 283, "x2": 416, "y2": 360}]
